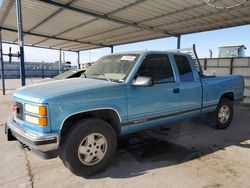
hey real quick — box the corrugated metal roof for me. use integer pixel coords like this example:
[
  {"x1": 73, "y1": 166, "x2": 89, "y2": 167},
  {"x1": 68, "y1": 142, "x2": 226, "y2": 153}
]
[{"x1": 0, "y1": 0, "x2": 250, "y2": 51}]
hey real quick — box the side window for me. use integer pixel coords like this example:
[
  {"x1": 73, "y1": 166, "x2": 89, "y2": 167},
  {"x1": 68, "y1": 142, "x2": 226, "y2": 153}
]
[
  {"x1": 137, "y1": 54, "x2": 174, "y2": 83},
  {"x1": 174, "y1": 55, "x2": 194, "y2": 82}
]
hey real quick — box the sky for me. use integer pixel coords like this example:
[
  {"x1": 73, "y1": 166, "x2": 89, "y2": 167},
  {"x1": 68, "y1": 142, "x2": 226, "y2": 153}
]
[{"x1": 2, "y1": 24, "x2": 250, "y2": 66}]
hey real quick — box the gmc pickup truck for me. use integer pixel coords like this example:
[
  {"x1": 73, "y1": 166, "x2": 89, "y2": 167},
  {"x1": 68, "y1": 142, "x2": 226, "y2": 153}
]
[{"x1": 5, "y1": 48, "x2": 244, "y2": 177}]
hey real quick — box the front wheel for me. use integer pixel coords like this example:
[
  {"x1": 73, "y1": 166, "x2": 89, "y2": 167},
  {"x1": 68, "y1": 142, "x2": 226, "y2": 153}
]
[
  {"x1": 207, "y1": 98, "x2": 234, "y2": 129},
  {"x1": 59, "y1": 118, "x2": 117, "y2": 177}
]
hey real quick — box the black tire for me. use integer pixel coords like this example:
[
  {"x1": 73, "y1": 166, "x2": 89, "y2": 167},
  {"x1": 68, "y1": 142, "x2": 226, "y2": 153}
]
[
  {"x1": 59, "y1": 118, "x2": 117, "y2": 177},
  {"x1": 207, "y1": 98, "x2": 233, "y2": 129}
]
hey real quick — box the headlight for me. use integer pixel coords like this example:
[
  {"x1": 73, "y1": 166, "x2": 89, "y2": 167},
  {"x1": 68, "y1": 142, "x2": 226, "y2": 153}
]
[
  {"x1": 25, "y1": 115, "x2": 47, "y2": 126},
  {"x1": 25, "y1": 104, "x2": 47, "y2": 116}
]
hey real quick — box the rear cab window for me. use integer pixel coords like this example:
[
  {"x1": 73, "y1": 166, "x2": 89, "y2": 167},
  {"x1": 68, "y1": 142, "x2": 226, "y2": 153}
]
[
  {"x1": 137, "y1": 54, "x2": 175, "y2": 84},
  {"x1": 174, "y1": 54, "x2": 194, "y2": 82}
]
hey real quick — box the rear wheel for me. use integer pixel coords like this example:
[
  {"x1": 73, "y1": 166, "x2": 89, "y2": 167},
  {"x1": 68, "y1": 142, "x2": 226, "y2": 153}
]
[
  {"x1": 207, "y1": 98, "x2": 233, "y2": 129},
  {"x1": 59, "y1": 118, "x2": 117, "y2": 177}
]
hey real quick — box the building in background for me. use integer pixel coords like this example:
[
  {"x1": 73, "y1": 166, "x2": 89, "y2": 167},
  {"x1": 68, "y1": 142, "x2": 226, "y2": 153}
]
[{"x1": 218, "y1": 45, "x2": 246, "y2": 58}]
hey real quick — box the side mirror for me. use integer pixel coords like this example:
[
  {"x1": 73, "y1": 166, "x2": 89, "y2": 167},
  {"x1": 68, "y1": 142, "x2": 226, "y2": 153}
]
[{"x1": 132, "y1": 76, "x2": 153, "y2": 87}]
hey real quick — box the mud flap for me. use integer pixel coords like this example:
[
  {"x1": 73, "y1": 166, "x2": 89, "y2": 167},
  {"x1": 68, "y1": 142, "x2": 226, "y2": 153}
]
[{"x1": 5, "y1": 123, "x2": 17, "y2": 141}]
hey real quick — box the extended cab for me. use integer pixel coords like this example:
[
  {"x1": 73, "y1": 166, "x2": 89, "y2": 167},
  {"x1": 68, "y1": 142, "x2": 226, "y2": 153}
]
[{"x1": 6, "y1": 49, "x2": 244, "y2": 177}]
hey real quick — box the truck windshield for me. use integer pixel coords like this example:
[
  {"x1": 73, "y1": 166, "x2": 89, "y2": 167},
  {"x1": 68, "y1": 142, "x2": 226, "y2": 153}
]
[{"x1": 85, "y1": 54, "x2": 139, "y2": 82}]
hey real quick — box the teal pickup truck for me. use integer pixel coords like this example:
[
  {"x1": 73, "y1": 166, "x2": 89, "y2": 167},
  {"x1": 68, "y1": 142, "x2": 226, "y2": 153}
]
[{"x1": 6, "y1": 49, "x2": 244, "y2": 177}]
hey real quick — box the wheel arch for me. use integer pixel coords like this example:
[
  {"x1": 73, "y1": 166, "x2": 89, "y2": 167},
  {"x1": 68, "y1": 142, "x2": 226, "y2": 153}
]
[
  {"x1": 59, "y1": 108, "x2": 122, "y2": 142},
  {"x1": 220, "y1": 92, "x2": 234, "y2": 102}
]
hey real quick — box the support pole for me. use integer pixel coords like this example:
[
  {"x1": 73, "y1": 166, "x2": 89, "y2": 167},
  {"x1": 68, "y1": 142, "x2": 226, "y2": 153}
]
[
  {"x1": 204, "y1": 58, "x2": 207, "y2": 70},
  {"x1": 59, "y1": 49, "x2": 61, "y2": 74},
  {"x1": 42, "y1": 61, "x2": 44, "y2": 79},
  {"x1": 16, "y1": 0, "x2": 25, "y2": 86},
  {"x1": 111, "y1": 46, "x2": 114, "y2": 54},
  {"x1": 230, "y1": 58, "x2": 234, "y2": 75},
  {"x1": 77, "y1": 51, "x2": 80, "y2": 69},
  {"x1": 177, "y1": 35, "x2": 181, "y2": 49},
  {"x1": 0, "y1": 30, "x2": 5, "y2": 95}
]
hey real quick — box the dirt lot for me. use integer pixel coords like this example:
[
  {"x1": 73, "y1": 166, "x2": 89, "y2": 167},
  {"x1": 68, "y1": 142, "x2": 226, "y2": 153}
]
[{"x1": 1, "y1": 79, "x2": 250, "y2": 188}]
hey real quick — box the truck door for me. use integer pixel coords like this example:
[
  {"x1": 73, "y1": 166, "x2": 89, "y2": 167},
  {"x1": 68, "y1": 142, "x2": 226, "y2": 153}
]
[
  {"x1": 172, "y1": 54, "x2": 202, "y2": 115},
  {"x1": 126, "y1": 53, "x2": 180, "y2": 125}
]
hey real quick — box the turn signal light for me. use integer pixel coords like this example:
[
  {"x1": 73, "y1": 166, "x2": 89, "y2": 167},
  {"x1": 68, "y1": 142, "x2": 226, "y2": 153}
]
[
  {"x1": 38, "y1": 117, "x2": 47, "y2": 126},
  {"x1": 25, "y1": 115, "x2": 47, "y2": 126}
]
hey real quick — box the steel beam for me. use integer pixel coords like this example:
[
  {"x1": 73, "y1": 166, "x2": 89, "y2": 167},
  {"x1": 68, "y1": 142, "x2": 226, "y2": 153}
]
[
  {"x1": 13, "y1": 0, "x2": 78, "y2": 42},
  {"x1": 49, "y1": 41, "x2": 70, "y2": 49},
  {"x1": 16, "y1": 0, "x2": 25, "y2": 86},
  {"x1": 2, "y1": 40, "x2": 77, "y2": 52},
  {"x1": 37, "y1": 0, "x2": 176, "y2": 36},
  {"x1": 0, "y1": 0, "x2": 15, "y2": 27},
  {"x1": 74, "y1": 35, "x2": 175, "y2": 51},
  {"x1": 155, "y1": 3, "x2": 248, "y2": 29},
  {"x1": 38, "y1": 0, "x2": 147, "y2": 45},
  {"x1": 108, "y1": 0, "x2": 146, "y2": 15},
  {"x1": 0, "y1": 30, "x2": 5, "y2": 95},
  {"x1": 139, "y1": 2, "x2": 205, "y2": 25},
  {"x1": 56, "y1": 43, "x2": 88, "y2": 50},
  {"x1": 29, "y1": 0, "x2": 77, "y2": 32},
  {"x1": 1, "y1": 27, "x2": 109, "y2": 48},
  {"x1": 35, "y1": 19, "x2": 99, "y2": 46},
  {"x1": 49, "y1": 1, "x2": 204, "y2": 42}
]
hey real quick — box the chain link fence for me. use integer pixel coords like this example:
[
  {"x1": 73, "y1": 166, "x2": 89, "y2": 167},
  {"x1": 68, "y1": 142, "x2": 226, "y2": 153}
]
[{"x1": 0, "y1": 61, "x2": 75, "y2": 79}]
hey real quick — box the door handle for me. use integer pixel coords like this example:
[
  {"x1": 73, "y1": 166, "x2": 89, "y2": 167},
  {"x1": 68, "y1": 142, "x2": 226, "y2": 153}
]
[{"x1": 173, "y1": 88, "x2": 180, "y2": 93}]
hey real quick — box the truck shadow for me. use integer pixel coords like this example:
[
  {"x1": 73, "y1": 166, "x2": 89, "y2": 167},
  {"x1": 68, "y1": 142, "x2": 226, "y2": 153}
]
[{"x1": 89, "y1": 105, "x2": 250, "y2": 179}]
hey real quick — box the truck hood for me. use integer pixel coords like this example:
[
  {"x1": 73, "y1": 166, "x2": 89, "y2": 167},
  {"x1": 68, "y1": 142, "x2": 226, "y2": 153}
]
[{"x1": 13, "y1": 78, "x2": 120, "y2": 103}]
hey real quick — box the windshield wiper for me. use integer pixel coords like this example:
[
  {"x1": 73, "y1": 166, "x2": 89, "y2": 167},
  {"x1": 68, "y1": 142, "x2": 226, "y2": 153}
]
[{"x1": 82, "y1": 72, "x2": 87, "y2": 78}]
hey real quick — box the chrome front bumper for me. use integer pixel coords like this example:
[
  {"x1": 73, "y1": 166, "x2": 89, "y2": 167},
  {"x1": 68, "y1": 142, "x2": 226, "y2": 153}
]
[{"x1": 6, "y1": 115, "x2": 59, "y2": 158}]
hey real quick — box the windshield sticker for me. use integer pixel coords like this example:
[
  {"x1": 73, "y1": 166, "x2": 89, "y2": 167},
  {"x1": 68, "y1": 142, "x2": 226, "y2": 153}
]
[{"x1": 121, "y1": 56, "x2": 136, "y2": 61}]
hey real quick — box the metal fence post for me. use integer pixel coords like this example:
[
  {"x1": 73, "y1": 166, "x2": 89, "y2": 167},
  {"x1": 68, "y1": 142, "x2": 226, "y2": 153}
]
[
  {"x1": 42, "y1": 61, "x2": 44, "y2": 79},
  {"x1": 204, "y1": 58, "x2": 207, "y2": 70},
  {"x1": 230, "y1": 58, "x2": 234, "y2": 75},
  {"x1": 0, "y1": 30, "x2": 5, "y2": 95}
]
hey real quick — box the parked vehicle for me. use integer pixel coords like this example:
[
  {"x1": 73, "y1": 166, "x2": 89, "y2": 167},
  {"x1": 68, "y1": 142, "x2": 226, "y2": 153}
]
[{"x1": 5, "y1": 47, "x2": 244, "y2": 177}]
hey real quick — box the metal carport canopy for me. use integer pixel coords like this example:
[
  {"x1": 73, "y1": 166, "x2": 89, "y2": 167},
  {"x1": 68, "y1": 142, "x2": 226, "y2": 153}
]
[{"x1": 0, "y1": 0, "x2": 250, "y2": 52}]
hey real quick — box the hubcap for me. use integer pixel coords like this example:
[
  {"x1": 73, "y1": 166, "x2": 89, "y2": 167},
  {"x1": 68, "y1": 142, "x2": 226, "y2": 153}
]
[
  {"x1": 218, "y1": 105, "x2": 230, "y2": 124},
  {"x1": 78, "y1": 133, "x2": 107, "y2": 166}
]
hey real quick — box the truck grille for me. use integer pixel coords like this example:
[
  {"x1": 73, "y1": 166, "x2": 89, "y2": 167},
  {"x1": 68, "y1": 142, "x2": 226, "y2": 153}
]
[{"x1": 16, "y1": 102, "x2": 24, "y2": 120}]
